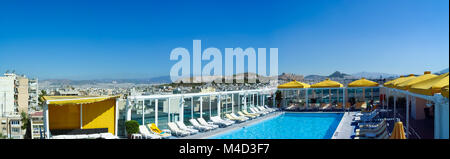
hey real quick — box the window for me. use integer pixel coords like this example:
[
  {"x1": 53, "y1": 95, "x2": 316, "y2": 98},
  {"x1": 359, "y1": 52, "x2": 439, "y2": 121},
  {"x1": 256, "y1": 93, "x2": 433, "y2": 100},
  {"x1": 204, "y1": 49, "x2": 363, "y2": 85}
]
[
  {"x1": 131, "y1": 100, "x2": 144, "y2": 125},
  {"x1": 202, "y1": 96, "x2": 211, "y2": 120},
  {"x1": 232, "y1": 94, "x2": 239, "y2": 114},
  {"x1": 12, "y1": 128, "x2": 20, "y2": 133},
  {"x1": 144, "y1": 99, "x2": 156, "y2": 125},
  {"x1": 210, "y1": 95, "x2": 218, "y2": 118},
  {"x1": 193, "y1": 97, "x2": 201, "y2": 120},
  {"x1": 183, "y1": 97, "x2": 192, "y2": 124},
  {"x1": 157, "y1": 99, "x2": 169, "y2": 129},
  {"x1": 168, "y1": 97, "x2": 181, "y2": 123},
  {"x1": 10, "y1": 120, "x2": 20, "y2": 125}
]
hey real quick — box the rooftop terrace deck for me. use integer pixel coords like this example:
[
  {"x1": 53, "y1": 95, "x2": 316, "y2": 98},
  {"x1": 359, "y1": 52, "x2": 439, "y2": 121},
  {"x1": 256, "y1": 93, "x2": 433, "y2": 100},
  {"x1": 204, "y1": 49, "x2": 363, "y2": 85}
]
[{"x1": 332, "y1": 112, "x2": 357, "y2": 139}]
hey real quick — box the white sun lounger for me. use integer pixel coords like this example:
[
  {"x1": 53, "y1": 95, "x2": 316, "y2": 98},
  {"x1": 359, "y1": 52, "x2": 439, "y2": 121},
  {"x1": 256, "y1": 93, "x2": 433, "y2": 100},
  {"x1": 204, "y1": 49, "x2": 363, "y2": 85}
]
[
  {"x1": 264, "y1": 105, "x2": 278, "y2": 112},
  {"x1": 197, "y1": 118, "x2": 219, "y2": 129},
  {"x1": 254, "y1": 107, "x2": 269, "y2": 114},
  {"x1": 231, "y1": 113, "x2": 249, "y2": 121},
  {"x1": 242, "y1": 110, "x2": 259, "y2": 117},
  {"x1": 225, "y1": 114, "x2": 245, "y2": 122},
  {"x1": 256, "y1": 106, "x2": 270, "y2": 113},
  {"x1": 238, "y1": 111, "x2": 257, "y2": 119},
  {"x1": 139, "y1": 125, "x2": 162, "y2": 139},
  {"x1": 248, "y1": 108, "x2": 265, "y2": 115},
  {"x1": 216, "y1": 116, "x2": 235, "y2": 125},
  {"x1": 189, "y1": 119, "x2": 213, "y2": 131},
  {"x1": 257, "y1": 106, "x2": 272, "y2": 113},
  {"x1": 210, "y1": 116, "x2": 233, "y2": 127},
  {"x1": 168, "y1": 122, "x2": 190, "y2": 137},
  {"x1": 176, "y1": 121, "x2": 199, "y2": 134}
]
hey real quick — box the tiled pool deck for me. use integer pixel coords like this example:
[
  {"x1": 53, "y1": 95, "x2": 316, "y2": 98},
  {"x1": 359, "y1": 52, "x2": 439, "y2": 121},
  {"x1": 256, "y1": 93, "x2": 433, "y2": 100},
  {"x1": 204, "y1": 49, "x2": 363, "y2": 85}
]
[{"x1": 332, "y1": 112, "x2": 357, "y2": 139}]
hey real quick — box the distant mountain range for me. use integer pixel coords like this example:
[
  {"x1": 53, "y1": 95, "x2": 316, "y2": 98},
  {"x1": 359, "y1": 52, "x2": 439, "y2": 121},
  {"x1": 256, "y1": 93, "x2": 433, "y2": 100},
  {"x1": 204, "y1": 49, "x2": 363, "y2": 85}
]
[
  {"x1": 305, "y1": 71, "x2": 352, "y2": 80},
  {"x1": 329, "y1": 71, "x2": 351, "y2": 78},
  {"x1": 304, "y1": 71, "x2": 400, "y2": 80},
  {"x1": 42, "y1": 75, "x2": 172, "y2": 86},
  {"x1": 351, "y1": 72, "x2": 399, "y2": 79}
]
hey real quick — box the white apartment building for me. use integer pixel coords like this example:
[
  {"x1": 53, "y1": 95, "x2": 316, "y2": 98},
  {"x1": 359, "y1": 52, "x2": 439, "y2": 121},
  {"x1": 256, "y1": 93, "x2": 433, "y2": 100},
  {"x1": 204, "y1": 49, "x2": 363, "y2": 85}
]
[
  {"x1": 0, "y1": 76, "x2": 15, "y2": 117},
  {"x1": 0, "y1": 73, "x2": 36, "y2": 139},
  {"x1": 0, "y1": 75, "x2": 21, "y2": 138}
]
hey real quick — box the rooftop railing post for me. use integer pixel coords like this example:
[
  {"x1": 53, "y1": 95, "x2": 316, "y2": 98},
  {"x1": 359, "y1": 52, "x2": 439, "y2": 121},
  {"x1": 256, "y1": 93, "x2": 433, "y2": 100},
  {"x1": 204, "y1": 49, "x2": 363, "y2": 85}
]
[
  {"x1": 231, "y1": 94, "x2": 234, "y2": 113},
  {"x1": 394, "y1": 90, "x2": 397, "y2": 120},
  {"x1": 406, "y1": 94, "x2": 409, "y2": 138},
  {"x1": 306, "y1": 88, "x2": 309, "y2": 110},
  {"x1": 115, "y1": 98, "x2": 119, "y2": 136},
  {"x1": 191, "y1": 97, "x2": 194, "y2": 120},
  {"x1": 343, "y1": 88, "x2": 345, "y2": 112},
  {"x1": 80, "y1": 104, "x2": 83, "y2": 129},
  {"x1": 155, "y1": 99, "x2": 159, "y2": 126},
  {"x1": 199, "y1": 97, "x2": 203, "y2": 119},
  {"x1": 262, "y1": 94, "x2": 265, "y2": 107},
  {"x1": 180, "y1": 97, "x2": 184, "y2": 122},
  {"x1": 257, "y1": 92, "x2": 260, "y2": 107},
  {"x1": 168, "y1": 98, "x2": 171, "y2": 123},
  {"x1": 209, "y1": 95, "x2": 212, "y2": 118},
  {"x1": 43, "y1": 103, "x2": 49, "y2": 139},
  {"x1": 142, "y1": 100, "x2": 145, "y2": 125},
  {"x1": 272, "y1": 92, "x2": 276, "y2": 108},
  {"x1": 217, "y1": 94, "x2": 221, "y2": 118}
]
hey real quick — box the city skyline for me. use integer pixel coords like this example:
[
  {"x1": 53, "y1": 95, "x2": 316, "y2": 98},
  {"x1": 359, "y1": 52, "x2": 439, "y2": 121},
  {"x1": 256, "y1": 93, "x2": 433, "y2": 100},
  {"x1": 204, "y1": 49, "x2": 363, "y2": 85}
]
[{"x1": 1, "y1": 0, "x2": 449, "y2": 80}]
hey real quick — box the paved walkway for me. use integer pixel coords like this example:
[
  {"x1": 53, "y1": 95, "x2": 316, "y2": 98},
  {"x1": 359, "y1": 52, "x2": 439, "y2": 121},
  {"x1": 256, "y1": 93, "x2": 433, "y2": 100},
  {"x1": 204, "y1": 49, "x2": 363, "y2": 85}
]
[
  {"x1": 332, "y1": 112, "x2": 357, "y2": 139},
  {"x1": 179, "y1": 111, "x2": 283, "y2": 139}
]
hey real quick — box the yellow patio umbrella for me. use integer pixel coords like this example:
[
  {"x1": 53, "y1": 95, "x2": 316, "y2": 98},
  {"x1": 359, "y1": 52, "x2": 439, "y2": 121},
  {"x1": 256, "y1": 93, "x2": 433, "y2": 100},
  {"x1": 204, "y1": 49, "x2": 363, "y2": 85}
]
[
  {"x1": 390, "y1": 121, "x2": 407, "y2": 139},
  {"x1": 277, "y1": 80, "x2": 310, "y2": 89},
  {"x1": 384, "y1": 74, "x2": 416, "y2": 88},
  {"x1": 442, "y1": 85, "x2": 449, "y2": 98},
  {"x1": 395, "y1": 71, "x2": 437, "y2": 90},
  {"x1": 310, "y1": 78, "x2": 343, "y2": 88},
  {"x1": 383, "y1": 75, "x2": 404, "y2": 87},
  {"x1": 408, "y1": 73, "x2": 449, "y2": 96},
  {"x1": 348, "y1": 78, "x2": 379, "y2": 87}
]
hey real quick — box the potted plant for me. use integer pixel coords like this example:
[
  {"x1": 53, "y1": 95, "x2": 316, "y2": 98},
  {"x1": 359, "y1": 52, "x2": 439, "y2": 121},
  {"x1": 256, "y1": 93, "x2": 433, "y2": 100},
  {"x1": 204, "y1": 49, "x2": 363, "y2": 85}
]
[{"x1": 125, "y1": 120, "x2": 140, "y2": 139}]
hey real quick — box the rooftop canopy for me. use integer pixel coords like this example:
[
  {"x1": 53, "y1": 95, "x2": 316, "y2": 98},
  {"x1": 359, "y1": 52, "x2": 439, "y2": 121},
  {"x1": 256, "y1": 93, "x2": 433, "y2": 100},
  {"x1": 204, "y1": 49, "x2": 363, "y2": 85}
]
[
  {"x1": 395, "y1": 71, "x2": 437, "y2": 90},
  {"x1": 348, "y1": 78, "x2": 379, "y2": 87},
  {"x1": 442, "y1": 85, "x2": 449, "y2": 98},
  {"x1": 43, "y1": 96, "x2": 120, "y2": 106},
  {"x1": 310, "y1": 78, "x2": 343, "y2": 88},
  {"x1": 384, "y1": 74, "x2": 416, "y2": 88},
  {"x1": 408, "y1": 73, "x2": 449, "y2": 96},
  {"x1": 383, "y1": 75, "x2": 403, "y2": 87},
  {"x1": 277, "y1": 80, "x2": 310, "y2": 89}
]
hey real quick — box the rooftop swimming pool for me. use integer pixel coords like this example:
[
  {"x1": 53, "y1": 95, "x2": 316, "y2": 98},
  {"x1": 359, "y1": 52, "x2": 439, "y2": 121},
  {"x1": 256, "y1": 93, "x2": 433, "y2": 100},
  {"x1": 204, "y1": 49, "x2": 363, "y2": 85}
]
[{"x1": 209, "y1": 113, "x2": 343, "y2": 139}]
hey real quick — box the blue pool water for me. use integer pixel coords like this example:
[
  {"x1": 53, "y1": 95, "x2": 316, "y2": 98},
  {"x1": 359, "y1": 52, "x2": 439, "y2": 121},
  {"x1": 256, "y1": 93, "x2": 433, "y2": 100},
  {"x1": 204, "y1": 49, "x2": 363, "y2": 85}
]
[{"x1": 209, "y1": 113, "x2": 343, "y2": 139}]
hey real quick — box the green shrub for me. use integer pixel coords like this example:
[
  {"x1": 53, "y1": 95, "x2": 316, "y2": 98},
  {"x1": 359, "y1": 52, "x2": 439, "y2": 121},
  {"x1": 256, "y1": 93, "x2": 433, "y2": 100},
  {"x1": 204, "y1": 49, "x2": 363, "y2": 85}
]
[{"x1": 125, "y1": 120, "x2": 140, "y2": 135}]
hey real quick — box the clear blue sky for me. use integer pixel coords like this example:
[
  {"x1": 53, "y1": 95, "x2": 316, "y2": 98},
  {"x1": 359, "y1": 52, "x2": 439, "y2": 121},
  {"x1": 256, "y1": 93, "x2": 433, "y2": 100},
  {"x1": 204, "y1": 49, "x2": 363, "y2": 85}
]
[{"x1": 0, "y1": 0, "x2": 448, "y2": 80}]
